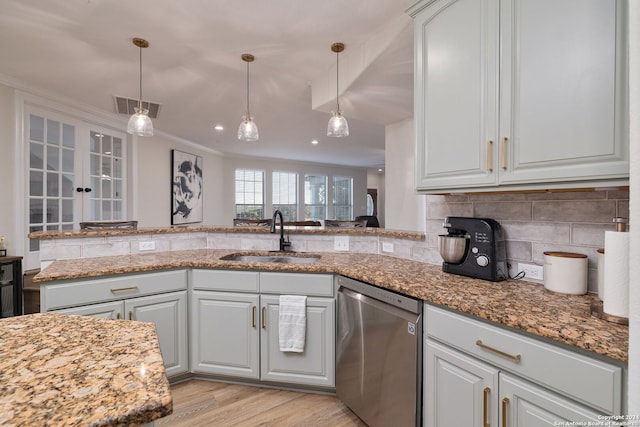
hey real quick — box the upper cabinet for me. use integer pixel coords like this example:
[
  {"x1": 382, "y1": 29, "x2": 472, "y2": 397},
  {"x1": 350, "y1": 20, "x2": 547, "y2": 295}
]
[{"x1": 408, "y1": 0, "x2": 628, "y2": 193}]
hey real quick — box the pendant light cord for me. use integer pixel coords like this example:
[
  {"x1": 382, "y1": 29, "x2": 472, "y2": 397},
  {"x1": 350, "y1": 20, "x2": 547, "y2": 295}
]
[
  {"x1": 335, "y1": 49, "x2": 340, "y2": 113},
  {"x1": 246, "y1": 60, "x2": 251, "y2": 118},
  {"x1": 138, "y1": 46, "x2": 143, "y2": 110}
]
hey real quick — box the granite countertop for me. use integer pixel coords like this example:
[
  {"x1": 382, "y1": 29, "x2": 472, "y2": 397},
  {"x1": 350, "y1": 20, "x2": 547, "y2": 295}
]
[
  {"x1": 35, "y1": 249, "x2": 629, "y2": 363},
  {"x1": 29, "y1": 225, "x2": 425, "y2": 241},
  {"x1": 0, "y1": 313, "x2": 173, "y2": 427}
]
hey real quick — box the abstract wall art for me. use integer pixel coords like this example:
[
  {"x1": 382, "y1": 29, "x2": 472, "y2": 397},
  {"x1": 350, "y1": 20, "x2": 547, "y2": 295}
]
[{"x1": 171, "y1": 150, "x2": 203, "y2": 225}]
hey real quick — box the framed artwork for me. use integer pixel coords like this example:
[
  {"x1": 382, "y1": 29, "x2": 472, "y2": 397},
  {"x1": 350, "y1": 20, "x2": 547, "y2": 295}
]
[{"x1": 171, "y1": 149, "x2": 203, "y2": 225}]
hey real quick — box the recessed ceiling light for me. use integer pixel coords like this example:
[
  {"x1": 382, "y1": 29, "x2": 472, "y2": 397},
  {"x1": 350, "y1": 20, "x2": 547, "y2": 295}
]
[
  {"x1": 214, "y1": 125, "x2": 224, "y2": 131},
  {"x1": 378, "y1": 168, "x2": 383, "y2": 172},
  {"x1": 311, "y1": 139, "x2": 319, "y2": 145}
]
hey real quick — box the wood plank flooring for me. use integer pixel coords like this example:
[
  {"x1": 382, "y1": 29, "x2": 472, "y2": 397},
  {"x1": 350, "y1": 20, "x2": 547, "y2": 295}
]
[{"x1": 156, "y1": 380, "x2": 367, "y2": 427}]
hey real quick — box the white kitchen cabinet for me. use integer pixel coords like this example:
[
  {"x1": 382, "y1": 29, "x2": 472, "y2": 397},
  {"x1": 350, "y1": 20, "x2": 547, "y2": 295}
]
[
  {"x1": 408, "y1": 0, "x2": 628, "y2": 193},
  {"x1": 260, "y1": 295, "x2": 335, "y2": 387},
  {"x1": 190, "y1": 290, "x2": 260, "y2": 379},
  {"x1": 190, "y1": 269, "x2": 335, "y2": 388},
  {"x1": 424, "y1": 305, "x2": 623, "y2": 426},
  {"x1": 42, "y1": 270, "x2": 189, "y2": 378}
]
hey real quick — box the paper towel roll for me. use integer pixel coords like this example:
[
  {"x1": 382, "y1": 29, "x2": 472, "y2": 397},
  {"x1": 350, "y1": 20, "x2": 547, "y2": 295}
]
[{"x1": 603, "y1": 231, "x2": 629, "y2": 318}]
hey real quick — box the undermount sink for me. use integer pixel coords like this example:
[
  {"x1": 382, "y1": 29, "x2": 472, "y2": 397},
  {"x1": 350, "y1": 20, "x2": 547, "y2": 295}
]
[{"x1": 220, "y1": 252, "x2": 321, "y2": 264}]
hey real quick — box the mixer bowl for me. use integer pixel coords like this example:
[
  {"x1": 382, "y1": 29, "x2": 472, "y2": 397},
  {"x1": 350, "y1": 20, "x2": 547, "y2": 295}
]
[{"x1": 438, "y1": 235, "x2": 469, "y2": 263}]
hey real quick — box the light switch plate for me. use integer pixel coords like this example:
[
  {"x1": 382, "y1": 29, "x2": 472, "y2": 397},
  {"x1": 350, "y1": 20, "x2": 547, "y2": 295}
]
[
  {"x1": 139, "y1": 241, "x2": 156, "y2": 251},
  {"x1": 382, "y1": 242, "x2": 394, "y2": 253},
  {"x1": 334, "y1": 236, "x2": 349, "y2": 251}
]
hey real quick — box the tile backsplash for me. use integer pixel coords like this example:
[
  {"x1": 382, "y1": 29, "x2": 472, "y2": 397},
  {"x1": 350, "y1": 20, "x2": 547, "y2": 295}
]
[{"x1": 424, "y1": 189, "x2": 629, "y2": 293}]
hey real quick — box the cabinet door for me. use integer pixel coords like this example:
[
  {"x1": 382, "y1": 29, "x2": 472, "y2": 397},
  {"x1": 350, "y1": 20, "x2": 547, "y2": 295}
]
[
  {"x1": 499, "y1": 0, "x2": 627, "y2": 184},
  {"x1": 425, "y1": 339, "x2": 499, "y2": 427},
  {"x1": 499, "y1": 373, "x2": 604, "y2": 426},
  {"x1": 413, "y1": 0, "x2": 500, "y2": 191},
  {"x1": 260, "y1": 295, "x2": 335, "y2": 387},
  {"x1": 54, "y1": 300, "x2": 123, "y2": 319},
  {"x1": 126, "y1": 291, "x2": 188, "y2": 378},
  {"x1": 190, "y1": 290, "x2": 260, "y2": 379}
]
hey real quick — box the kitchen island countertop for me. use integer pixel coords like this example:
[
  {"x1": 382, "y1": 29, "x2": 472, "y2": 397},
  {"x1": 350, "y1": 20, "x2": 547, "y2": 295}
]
[
  {"x1": 35, "y1": 249, "x2": 629, "y2": 363},
  {"x1": 0, "y1": 313, "x2": 173, "y2": 427}
]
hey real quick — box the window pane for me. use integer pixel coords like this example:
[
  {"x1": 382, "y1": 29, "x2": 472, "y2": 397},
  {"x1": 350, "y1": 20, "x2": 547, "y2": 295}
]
[
  {"x1": 30, "y1": 115, "x2": 44, "y2": 142},
  {"x1": 102, "y1": 135, "x2": 112, "y2": 155},
  {"x1": 29, "y1": 226, "x2": 42, "y2": 252},
  {"x1": 30, "y1": 142, "x2": 44, "y2": 169},
  {"x1": 62, "y1": 124, "x2": 74, "y2": 148},
  {"x1": 62, "y1": 148, "x2": 74, "y2": 173},
  {"x1": 113, "y1": 138, "x2": 122, "y2": 157},
  {"x1": 62, "y1": 199, "x2": 74, "y2": 222},
  {"x1": 235, "y1": 169, "x2": 264, "y2": 218},
  {"x1": 102, "y1": 156, "x2": 112, "y2": 178},
  {"x1": 47, "y1": 199, "x2": 59, "y2": 222},
  {"x1": 29, "y1": 199, "x2": 43, "y2": 224},
  {"x1": 47, "y1": 146, "x2": 59, "y2": 171},
  {"x1": 113, "y1": 200, "x2": 122, "y2": 220},
  {"x1": 304, "y1": 175, "x2": 327, "y2": 220},
  {"x1": 47, "y1": 120, "x2": 60, "y2": 145},
  {"x1": 113, "y1": 179, "x2": 122, "y2": 198},
  {"x1": 102, "y1": 200, "x2": 112, "y2": 220},
  {"x1": 61, "y1": 174, "x2": 74, "y2": 197},
  {"x1": 90, "y1": 154, "x2": 100, "y2": 175},
  {"x1": 90, "y1": 132, "x2": 100, "y2": 153},
  {"x1": 113, "y1": 158, "x2": 122, "y2": 179},
  {"x1": 91, "y1": 176, "x2": 101, "y2": 198},
  {"x1": 273, "y1": 171, "x2": 297, "y2": 221},
  {"x1": 102, "y1": 178, "x2": 112, "y2": 199},
  {"x1": 30, "y1": 171, "x2": 43, "y2": 197},
  {"x1": 46, "y1": 172, "x2": 59, "y2": 197}
]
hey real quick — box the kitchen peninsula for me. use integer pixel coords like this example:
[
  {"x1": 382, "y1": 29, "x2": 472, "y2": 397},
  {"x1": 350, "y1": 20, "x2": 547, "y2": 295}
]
[
  {"x1": 31, "y1": 226, "x2": 629, "y2": 362},
  {"x1": 0, "y1": 312, "x2": 173, "y2": 426}
]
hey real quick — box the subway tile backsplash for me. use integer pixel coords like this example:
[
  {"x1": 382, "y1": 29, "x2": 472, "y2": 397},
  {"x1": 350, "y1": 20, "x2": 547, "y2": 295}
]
[{"x1": 425, "y1": 189, "x2": 629, "y2": 293}]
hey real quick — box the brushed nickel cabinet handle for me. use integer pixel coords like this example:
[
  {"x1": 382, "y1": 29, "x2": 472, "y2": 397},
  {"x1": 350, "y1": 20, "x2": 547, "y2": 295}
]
[
  {"x1": 502, "y1": 397, "x2": 509, "y2": 427},
  {"x1": 252, "y1": 306, "x2": 256, "y2": 328},
  {"x1": 476, "y1": 340, "x2": 521, "y2": 361},
  {"x1": 483, "y1": 387, "x2": 491, "y2": 427},
  {"x1": 129, "y1": 310, "x2": 133, "y2": 321},
  {"x1": 500, "y1": 137, "x2": 508, "y2": 170},
  {"x1": 110, "y1": 286, "x2": 139, "y2": 293},
  {"x1": 486, "y1": 140, "x2": 493, "y2": 172},
  {"x1": 262, "y1": 307, "x2": 266, "y2": 329}
]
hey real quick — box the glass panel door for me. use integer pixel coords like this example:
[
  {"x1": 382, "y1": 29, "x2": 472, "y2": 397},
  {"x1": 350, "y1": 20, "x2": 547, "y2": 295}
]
[{"x1": 88, "y1": 129, "x2": 126, "y2": 221}]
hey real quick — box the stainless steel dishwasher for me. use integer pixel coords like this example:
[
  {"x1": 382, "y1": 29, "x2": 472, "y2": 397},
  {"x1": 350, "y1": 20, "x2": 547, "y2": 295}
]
[{"x1": 336, "y1": 276, "x2": 422, "y2": 427}]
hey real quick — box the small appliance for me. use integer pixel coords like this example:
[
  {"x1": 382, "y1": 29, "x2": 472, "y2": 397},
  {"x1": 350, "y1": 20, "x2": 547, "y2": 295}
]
[{"x1": 439, "y1": 216, "x2": 507, "y2": 281}]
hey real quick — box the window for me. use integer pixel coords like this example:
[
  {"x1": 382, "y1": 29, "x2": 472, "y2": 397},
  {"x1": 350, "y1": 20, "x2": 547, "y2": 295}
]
[
  {"x1": 332, "y1": 176, "x2": 353, "y2": 220},
  {"x1": 304, "y1": 175, "x2": 327, "y2": 220},
  {"x1": 272, "y1": 171, "x2": 298, "y2": 221},
  {"x1": 235, "y1": 169, "x2": 264, "y2": 218}
]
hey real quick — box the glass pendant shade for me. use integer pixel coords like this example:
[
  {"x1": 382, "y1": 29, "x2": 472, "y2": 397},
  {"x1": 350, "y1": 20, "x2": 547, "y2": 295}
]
[
  {"x1": 238, "y1": 115, "x2": 259, "y2": 141},
  {"x1": 327, "y1": 110, "x2": 349, "y2": 137},
  {"x1": 127, "y1": 106, "x2": 154, "y2": 136}
]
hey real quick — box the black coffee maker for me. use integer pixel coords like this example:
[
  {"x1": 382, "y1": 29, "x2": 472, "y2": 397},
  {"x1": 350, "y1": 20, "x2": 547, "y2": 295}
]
[{"x1": 439, "y1": 217, "x2": 507, "y2": 282}]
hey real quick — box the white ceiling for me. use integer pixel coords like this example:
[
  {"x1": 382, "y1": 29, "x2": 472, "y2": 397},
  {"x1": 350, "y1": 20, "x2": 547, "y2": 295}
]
[{"x1": 0, "y1": 0, "x2": 415, "y2": 169}]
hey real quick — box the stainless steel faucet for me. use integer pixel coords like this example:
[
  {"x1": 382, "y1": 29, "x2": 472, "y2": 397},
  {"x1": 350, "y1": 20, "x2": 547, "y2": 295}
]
[{"x1": 270, "y1": 210, "x2": 291, "y2": 252}]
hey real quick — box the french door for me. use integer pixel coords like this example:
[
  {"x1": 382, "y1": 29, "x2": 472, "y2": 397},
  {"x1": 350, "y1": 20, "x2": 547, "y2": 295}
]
[{"x1": 25, "y1": 106, "x2": 127, "y2": 269}]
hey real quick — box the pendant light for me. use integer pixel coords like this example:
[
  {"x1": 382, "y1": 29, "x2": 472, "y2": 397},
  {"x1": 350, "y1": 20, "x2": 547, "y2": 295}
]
[
  {"x1": 127, "y1": 37, "x2": 153, "y2": 137},
  {"x1": 238, "y1": 53, "x2": 259, "y2": 141},
  {"x1": 327, "y1": 42, "x2": 349, "y2": 138}
]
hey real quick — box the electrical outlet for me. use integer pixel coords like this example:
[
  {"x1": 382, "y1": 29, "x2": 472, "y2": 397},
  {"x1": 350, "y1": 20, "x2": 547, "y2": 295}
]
[
  {"x1": 139, "y1": 241, "x2": 156, "y2": 251},
  {"x1": 382, "y1": 242, "x2": 394, "y2": 253},
  {"x1": 334, "y1": 236, "x2": 349, "y2": 251},
  {"x1": 519, "y1": 263, "x2": 544, "y2": 281}
]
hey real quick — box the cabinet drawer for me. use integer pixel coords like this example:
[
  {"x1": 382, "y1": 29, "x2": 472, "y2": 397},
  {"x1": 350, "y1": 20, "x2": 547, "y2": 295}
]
[
  {"x1": 42, "y1": 270, "x2": 187, "y2": 310},
  {"x1": 259, "y1": 273, "x2": 334, "y2": 297},
  {"x1": 191, "y1": 269, "x2": 259, "y2": 292},
  {"x1": 426, "y1": 305, "x2": 622, "y2": 414}
]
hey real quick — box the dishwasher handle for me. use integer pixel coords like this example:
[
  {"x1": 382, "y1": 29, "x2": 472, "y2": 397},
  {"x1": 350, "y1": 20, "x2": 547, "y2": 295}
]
[{"x1": 338, "y1": 286, "x2": 422, "y2": 324}]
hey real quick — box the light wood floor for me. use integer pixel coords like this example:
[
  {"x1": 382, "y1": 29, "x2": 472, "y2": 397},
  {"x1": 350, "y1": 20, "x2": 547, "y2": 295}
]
[{"x1": 156, "y1": 380, "x2": 367, "y2": 427}]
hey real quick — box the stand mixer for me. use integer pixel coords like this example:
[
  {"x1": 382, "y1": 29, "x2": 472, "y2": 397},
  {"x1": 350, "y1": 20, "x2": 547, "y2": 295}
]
[{"x1": 439, "y1": 217, "x2": 507, "y2": 281}]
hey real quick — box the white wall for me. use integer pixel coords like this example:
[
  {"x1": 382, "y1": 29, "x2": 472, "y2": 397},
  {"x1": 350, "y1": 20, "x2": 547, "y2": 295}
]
[
  {"x1": 221, "y1": 155, "x2": 368, "y2": 226},
  {"x1": 136, "y1": 135, "x2": 225, "y2": 227},
  {"x1": 628, "y1": 0, "x2": 639, "y2": 414},
  {"x1": 0, "y1": 84, "x2": 16, "y2": 253},
  {"x1": 384, "y1": 118, "x2": 425, "y2": 231}
]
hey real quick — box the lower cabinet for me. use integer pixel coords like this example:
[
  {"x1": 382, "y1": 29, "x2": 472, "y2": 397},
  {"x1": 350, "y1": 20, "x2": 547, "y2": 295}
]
[
  {"x1": 424, "y1": 305, "x2": 623, "y2": 427},
  {"x1": 43, "y1": 270, "x2": 189, "y2": 378},
  {"x1": 190, "y1": 270, "x2": 335, "y2": 388},
  {"x1": 425, "y1": 339, "x2": 603, "y2": 427}
]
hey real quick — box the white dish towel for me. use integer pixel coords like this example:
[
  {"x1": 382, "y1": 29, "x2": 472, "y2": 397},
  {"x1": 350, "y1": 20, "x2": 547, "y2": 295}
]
[{"x1": 279, "y1": 295, "x2": 307, "y2": 352}]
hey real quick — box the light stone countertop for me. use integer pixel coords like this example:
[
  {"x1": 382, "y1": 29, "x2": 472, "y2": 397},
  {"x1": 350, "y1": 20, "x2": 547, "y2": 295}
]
[
  {"x1": 0, "y1": 312, "x2": 173, "y2": 427},
  {"x1": 34, "y1": 249, "x2": 629, "y2": 363}
]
